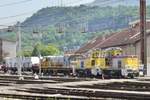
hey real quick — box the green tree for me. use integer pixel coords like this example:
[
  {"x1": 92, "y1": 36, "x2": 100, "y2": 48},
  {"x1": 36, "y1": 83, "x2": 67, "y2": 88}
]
[
  {"x1": 22, "y1": 51, "x2": 32, "y2": 57},
  {"x1": 32, "y1": 44, "x2": 60, "y2": 56},
  {"x1": 31, "y1": 43, "x2": 42, "y2": 56},
  {"x1": 41, "y1": 44, "x2": 60, "y2": 56}
]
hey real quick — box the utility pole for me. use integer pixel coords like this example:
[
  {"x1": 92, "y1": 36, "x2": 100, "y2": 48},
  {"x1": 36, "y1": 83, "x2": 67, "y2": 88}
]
[
  {"x1": 140, "y1": 0, "x2": 147, "y2": 75},
  {"x1": 7, "y1": 22, "x2": 23, "y2": 79},
  {"x1": 17, "y1": 22, "x2": 23, "y2": 78},
  {"x1": 38, "y1": 34, "x2": 42, "y2": 75}
]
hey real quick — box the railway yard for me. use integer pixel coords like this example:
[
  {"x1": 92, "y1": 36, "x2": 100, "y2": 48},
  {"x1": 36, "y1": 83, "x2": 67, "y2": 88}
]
[
  {"x1": 0, "y1": 73, "x2": 149, "y2": 100},
  {"x1": 0, "y1": 0, "x2": 149, "y2": 100}
]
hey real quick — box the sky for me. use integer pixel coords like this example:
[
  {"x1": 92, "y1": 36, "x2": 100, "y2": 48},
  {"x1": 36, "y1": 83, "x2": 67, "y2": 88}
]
[
  {"x1": 0, "y1": 0, "x2": 149, "y2": 28},
  {"x1": 0, "y1": 0, "x2": 94, "y2": 27}
]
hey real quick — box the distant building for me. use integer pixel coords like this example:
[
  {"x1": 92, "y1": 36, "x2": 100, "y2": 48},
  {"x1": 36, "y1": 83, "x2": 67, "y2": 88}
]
[{"x1": 0, "y1": 38, "x2": 16, "y2": 61}]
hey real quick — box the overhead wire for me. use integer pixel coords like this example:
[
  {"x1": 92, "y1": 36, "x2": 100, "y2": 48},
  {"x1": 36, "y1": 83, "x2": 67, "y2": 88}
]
[
  {"x1": 65, "y1": 0, "x2": 88, "y2": 6},
  {"x1": 0, "y1": 0, "x2": 136, "y2": 35},
  {"x1": 0, "y1": 10, "x2": 36, "y2": 20},
  {"x1": 0, "y1": 0, "x2": 130, "y2": 43},
  {"x1": 0, "y1": 0, "x2": 36, "y2": 27},
  {"x1": 0, "y1": 0, "x2": 33, "y2": 8},
  {"x1": 0, "y1": 0, "x2": 86, "y2": 22},
  {"x1": 97, "y1": 0, "x2": 124, "y2": 7},
  {"x1": 0, "y1": 0, "x2": 127, "y2": 29},
  {"x1": 0, "y1": 0, "x2": 84, "y2": 27}
]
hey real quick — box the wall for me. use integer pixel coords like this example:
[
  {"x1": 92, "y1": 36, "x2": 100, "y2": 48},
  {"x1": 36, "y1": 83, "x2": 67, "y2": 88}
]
[
  {"x1": 2, "y1": 40, "x2": 16, "y2": 59},
  {"x1": 133, "y1": 35, "x2": 150, "y2": 76},
  {"x1": 120, "y1": 44, "x2": 136, "y2": 56},
  {"x1": 135, "y1": 41, "x2": 141, "y2": 60}
]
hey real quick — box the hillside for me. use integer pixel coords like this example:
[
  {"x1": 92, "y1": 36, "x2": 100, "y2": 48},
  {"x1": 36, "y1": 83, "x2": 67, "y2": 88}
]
[
  {"x1": 0, "y1": 5, "x2": 144, "y2": 53},
  {"x1": 22, "y1": 6, "x2": 137, "y2": 31}
]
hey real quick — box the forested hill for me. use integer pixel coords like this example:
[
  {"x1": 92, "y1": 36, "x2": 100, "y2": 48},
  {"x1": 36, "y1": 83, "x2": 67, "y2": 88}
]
[
  {"x1": 0, "y1": 5, "x2": 148, "y2": 52},
  {"x1": 23, "y1": 5, "x2": 138, "y2": 31}
]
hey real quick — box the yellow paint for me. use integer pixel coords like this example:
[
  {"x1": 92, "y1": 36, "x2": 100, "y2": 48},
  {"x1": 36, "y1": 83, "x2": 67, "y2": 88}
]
[
  {"x1": 71, "y1": 48, "x2": 139, "y2": 72},
  {"x1": 84, "y1": 58, "x2": 92, "y2": 68},
  {"x1": 113, "y1": 50, "x2": 122, "y2": 56},
  {"x1": 106, "y1": 49, "x2": 123, "y2": 56},
  {"x1": 123, "y1": 57, "x2": 139, "y2": 70},
  {"x1": 41, "y1": 60, "x2": 49, "y2": 69},
  {"x1": 96, "y1": 58, "x2": 106, "y2": 69},
  {"x1": 84, "y1": 57, "x2": 106, "y2": 69}
]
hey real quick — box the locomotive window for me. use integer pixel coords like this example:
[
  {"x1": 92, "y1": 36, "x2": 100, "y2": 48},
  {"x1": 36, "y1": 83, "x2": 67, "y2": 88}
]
[
  {"x1": 106, "y1": 58, "x2": 109, "y2": 66},
  {"x1": 91, "y1": 60, "x2": 95, "y2": 66},
  {"x1": 92, "y1": 54, "x2": 95, "y2": 58},
  {"x1": 118, "y1": 60, "x2": 122, "y2": 68},
  {"x1": 80, "y1": 61, "x2": 84, "y2": 68}
]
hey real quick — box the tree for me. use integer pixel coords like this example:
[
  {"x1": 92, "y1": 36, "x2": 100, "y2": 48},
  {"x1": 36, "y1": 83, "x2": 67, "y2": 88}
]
[
  {"x1": 41, "y1": 44, "x2": 60, "y2": 56},
  {"x1": 31, "y1": 43, "x2": 42, "y2": 56},
  {"x1": 22, "y1": 51, "x2": 32, "y2": 57},
  {"x1": 32, "y1": 44, "x2": 60, "y2": 56}
]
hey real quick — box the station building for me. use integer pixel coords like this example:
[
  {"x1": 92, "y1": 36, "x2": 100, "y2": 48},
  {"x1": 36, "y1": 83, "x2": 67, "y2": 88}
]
[{"x1": 75, "y1": 20, "x2": 150, "y2": 75}]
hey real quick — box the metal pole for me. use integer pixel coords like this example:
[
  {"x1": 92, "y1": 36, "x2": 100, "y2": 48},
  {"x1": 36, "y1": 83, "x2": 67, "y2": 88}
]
[
  {"x1": 17, "y1": 22, "x2": 22, "y2": 76},
  {"x1": 140, "y1": 0, "x2": 147, "y2": 74},
  {"x1": 38, "y1": 34, "x2": 41, "y2": 75}
]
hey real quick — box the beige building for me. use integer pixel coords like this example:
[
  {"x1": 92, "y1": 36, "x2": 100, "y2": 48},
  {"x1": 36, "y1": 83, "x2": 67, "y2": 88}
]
[
  {"x1": 0, "y1": 38, "x2": 16, "y2": 61},
  {"x1": 76, "y1": 20, "x2": 150, "y2": 75}
]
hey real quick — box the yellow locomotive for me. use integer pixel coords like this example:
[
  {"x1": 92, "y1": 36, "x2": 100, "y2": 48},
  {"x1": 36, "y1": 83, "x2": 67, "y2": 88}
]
[{"x1": 73, "y1": 47, "x2": 140, "y2": 78}]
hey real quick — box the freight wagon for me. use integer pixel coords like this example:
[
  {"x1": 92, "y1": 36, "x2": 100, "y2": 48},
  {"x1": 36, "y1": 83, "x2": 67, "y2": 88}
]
[
  {"x1": 4, "y1": 57, "x2": 39, "y2": 73},
  {"x1": 40, "y1": 56, "x2": 72, "y2": 76}
]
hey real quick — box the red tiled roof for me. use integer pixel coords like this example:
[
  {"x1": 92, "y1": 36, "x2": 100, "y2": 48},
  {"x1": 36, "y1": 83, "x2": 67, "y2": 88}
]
[
  {"x1": 75, "y1": 36, "x2": 104, "y2": 54},
  {"x1": 99, "y1": 21, "x2": 150, "y2": 49},
  {"x1": 76, "y1": 21, "x2": 150, "y2": 54},
  {"x1": 95, "y1": 28, "x2": 139, "y2": 48}
]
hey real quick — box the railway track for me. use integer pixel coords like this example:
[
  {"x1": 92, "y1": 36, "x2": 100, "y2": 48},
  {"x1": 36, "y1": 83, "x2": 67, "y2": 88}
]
[
  {"x1": 0, "y1": 74, "x2": 92, "y2": 82},
  {"x1": 0, "y1": 75, "x2": 97, "y2": 100},
  {"x1": 69, "y1": 81, "x2": 150, "y2": 92},
  {"x1": 12, "y1": 85, "x2": 150, "y2": 100},
  {"x1": 0, "y1": 75, "x2": 150, "y2": 99},
  {"x1": 0, "y1": 93, "x2": 93, "y2": 100}
]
